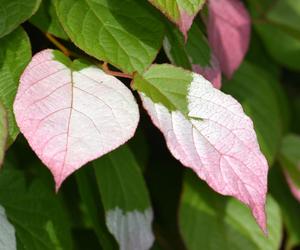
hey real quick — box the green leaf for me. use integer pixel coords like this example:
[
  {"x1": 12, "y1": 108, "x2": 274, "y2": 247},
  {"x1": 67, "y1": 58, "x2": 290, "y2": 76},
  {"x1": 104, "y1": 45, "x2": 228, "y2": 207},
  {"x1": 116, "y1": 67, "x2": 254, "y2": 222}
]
[
  {"x1": 247, "y1": 0, "x2": 300, "y2": 70},
  {"x1": 279, "y1": 134, "x2": 300, "y2": 189},
  {"x1": 163, "y1": 21, "x2": 212, "y2": 70},
  {"x1": 0, "y1": 205, "x2": 16, "y2": 250},
  {"x1": 0, "y1": 27, "x2": 31, "y2": 145},
  {"x1": 30, "y1": 0, "x2": 68, "y2": 39},
  {"x1": 76, "y1": 167, "x2": 118, "y2": 250},
  {"x1": 269, "y1": 165, "x2": 300, "y2": 249},
  {"x1": 223, "y1": 62, "x2": 283, "y2": 165},
  {"x1": 93, "y1": 145, "x2": 154, "y2": 250},
  {"x1": 55, "y1": 0, "x2": 164, "y2": 73},
  {"x1": 133, "y1": 64, "x2": 191, "y2": 114},
  {"x1": 0, "y1": 168, "x2": 73, "y2": 250},
  {"x1": 0, "y1": 102, "x2": 7, "y2": 166},
  {"x1": 0, "y1": 0, "x2": 41, "y2": 38},
  {"x1": 267, "y1": 0, "x2": 300, "y2": 35},
  {"x1": 180, "y1": 170, "x2": 282, "y2": 250}
]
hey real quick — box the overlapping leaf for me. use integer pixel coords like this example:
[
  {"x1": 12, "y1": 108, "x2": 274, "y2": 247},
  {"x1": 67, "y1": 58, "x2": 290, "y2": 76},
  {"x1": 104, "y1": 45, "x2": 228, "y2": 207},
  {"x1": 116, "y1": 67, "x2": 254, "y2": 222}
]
[
  {"x1": 93, "y1": 145, "x2": 154, "y2": 250},
  {"x1": 164, "y1": 22, "x2": 221, "y2": 88},
  {"x1": 180, "y1": 171, "x2": 282, "y2": 250},
  {"x1": 149, "y1": 0, "x2": 205, "y2": 39},
  {"x1": 0, "y1": 168, "x2": 72, "y2": 250},
  {"x1": 247, "y1": 0, "x2": 300, "y2": 70},
  {"x1": 133, "y1": 64, "x2": 268, "y2": 231},
  {"x1": 0, "y1": 27, "x2": 31, "y2": 144},
  {"x1": 30, "y1": 0, "x2": 68, "y2": 39},
  {"x1": 0, "y1": 0, "x2": 41, "y2": 38},
  {"x1": 207, "y1": 0, "x2": 251, "y2": 78},
  {"x1": 13, "y1": 49, "x2": 139, "y2": 189},
  {"x1": 55, "y1": 0, "x2": 164, "y2": 73}
]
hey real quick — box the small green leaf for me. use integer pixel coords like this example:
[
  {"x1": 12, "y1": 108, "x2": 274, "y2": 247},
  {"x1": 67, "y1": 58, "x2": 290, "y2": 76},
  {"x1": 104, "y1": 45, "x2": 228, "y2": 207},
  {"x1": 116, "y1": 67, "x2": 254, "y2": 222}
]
[
  {"x1": 133, "y1": 64, "x2": 191, "y2": 114},
  {"x1": 0, "y1": 168, "x2": 73, "y2": 250},
  {"x1": 180, "y1": 170, "x2": 282, "y2": 250},
  {"x1": 0, "y1": 205, "x2": 16, "y2": 250},
  {"x1": 55, "y1": 0, "x2": 164, "y2": 73},
  {"x1": 223, "y1": 62, "x2": 283, "y2": 165},
  {"x1": 0, "y1": 0, "x2": 41, "y2": 38},
  {"x1": 30, "y1": 0, "x2": 68, "y2": 39},
  {"x1": 0, "y1": 27, "x2": 31, "y2": 145},
  {"x1": 93, "y1": 145, "x2": 154, "y2": 250},
  {"x1": 0, "y1": 102, "x2": 7, "y2": 166}
]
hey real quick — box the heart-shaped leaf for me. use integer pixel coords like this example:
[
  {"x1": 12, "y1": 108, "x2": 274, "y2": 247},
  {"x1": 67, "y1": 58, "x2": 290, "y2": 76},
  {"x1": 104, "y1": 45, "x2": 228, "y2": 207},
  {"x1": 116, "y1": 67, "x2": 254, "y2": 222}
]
[
  {"x1": 133, "y1": 64, "x2": 268, "y2": 231},
  {"x1": 207, "y1": 0, "x2": 251, "y2": 78},
  {"x1": 149, "y1": 0, "x2": 206, "y2": 39},
  {"x1": 13, "y1": 49, "x2": 139, "y2": 189}
]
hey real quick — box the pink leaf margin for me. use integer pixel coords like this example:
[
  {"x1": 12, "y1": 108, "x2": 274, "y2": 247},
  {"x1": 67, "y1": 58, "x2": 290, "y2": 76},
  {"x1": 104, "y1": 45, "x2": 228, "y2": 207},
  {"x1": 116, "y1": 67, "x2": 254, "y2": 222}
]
[
  {"x1": 13, "y1": 49, "x2": 140, "y2": 190},
  {"x1": 138, "y1": 71, "x2": 268, "y2": 232}
]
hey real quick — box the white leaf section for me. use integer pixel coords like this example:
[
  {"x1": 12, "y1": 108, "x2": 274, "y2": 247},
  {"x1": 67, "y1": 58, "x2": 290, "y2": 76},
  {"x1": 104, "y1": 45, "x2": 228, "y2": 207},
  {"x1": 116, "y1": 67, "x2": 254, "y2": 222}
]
[
  {"x1": 0, "y1": 205, "x2": 16, "y2": 250},
  {"x1": 106, "y1": 208, "x2": 154, "y2": 250},
  {"x1": 140, "y1": 73, "x2": 268, "y2": 231}
]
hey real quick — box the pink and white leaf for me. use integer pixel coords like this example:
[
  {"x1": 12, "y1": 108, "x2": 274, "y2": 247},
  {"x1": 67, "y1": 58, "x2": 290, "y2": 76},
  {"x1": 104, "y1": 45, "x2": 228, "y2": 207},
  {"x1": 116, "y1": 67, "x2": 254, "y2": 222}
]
[
  {"x1": 13, "y1": 49, "x2": 139, "y2": 190},
  {"x1": 207, "y1": 0, "x2": 251, "y2": 78},
  {"x1": 140, "y1": 73, "x2": 268, "y2": 232}
]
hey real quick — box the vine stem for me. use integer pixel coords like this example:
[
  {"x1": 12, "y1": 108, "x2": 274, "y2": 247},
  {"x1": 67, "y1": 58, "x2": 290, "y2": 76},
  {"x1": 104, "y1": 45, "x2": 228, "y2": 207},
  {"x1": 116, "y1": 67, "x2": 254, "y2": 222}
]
[
  {"x1": 102, "y1": 62, "x2": 133, "y2": 79},
  {"x1": 45, "y1": 33, "x2": 81, "y2": 58}
]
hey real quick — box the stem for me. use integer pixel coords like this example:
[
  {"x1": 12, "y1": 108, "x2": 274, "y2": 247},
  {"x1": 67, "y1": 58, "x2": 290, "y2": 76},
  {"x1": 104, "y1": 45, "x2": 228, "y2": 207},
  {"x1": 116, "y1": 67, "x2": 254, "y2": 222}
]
[
  {"x1": 45, "y1": 33, "x2": 73, "y2": 57},
  {"x1": 102, "y1": 62, "x2": 133, "y2": 79}
]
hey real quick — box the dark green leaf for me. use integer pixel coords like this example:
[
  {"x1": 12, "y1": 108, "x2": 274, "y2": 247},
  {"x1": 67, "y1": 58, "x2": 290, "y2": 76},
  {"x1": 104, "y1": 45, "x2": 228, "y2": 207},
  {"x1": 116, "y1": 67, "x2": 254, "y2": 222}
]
[
  {"x1": 0, "y1": 168, "x2": 73, "y2": 250},
  {"x1": 76, "y1": 167, "x2": 118, "y2": 250},
  {"x1": 247, "y1": 0, "x2": 300, "y2": 70},
  {"x1": 180, "y1": 170, "x2": 282, "y2": 250},
  {"x1": 30, "y1": 0, "x2": 68, "y2": 39},
  {"x1": 0, "y1": 0, "x2": 41, "y2": 38},
  {"x1": 0, "y1": 27, "x2": 31, "y2": 144}
]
